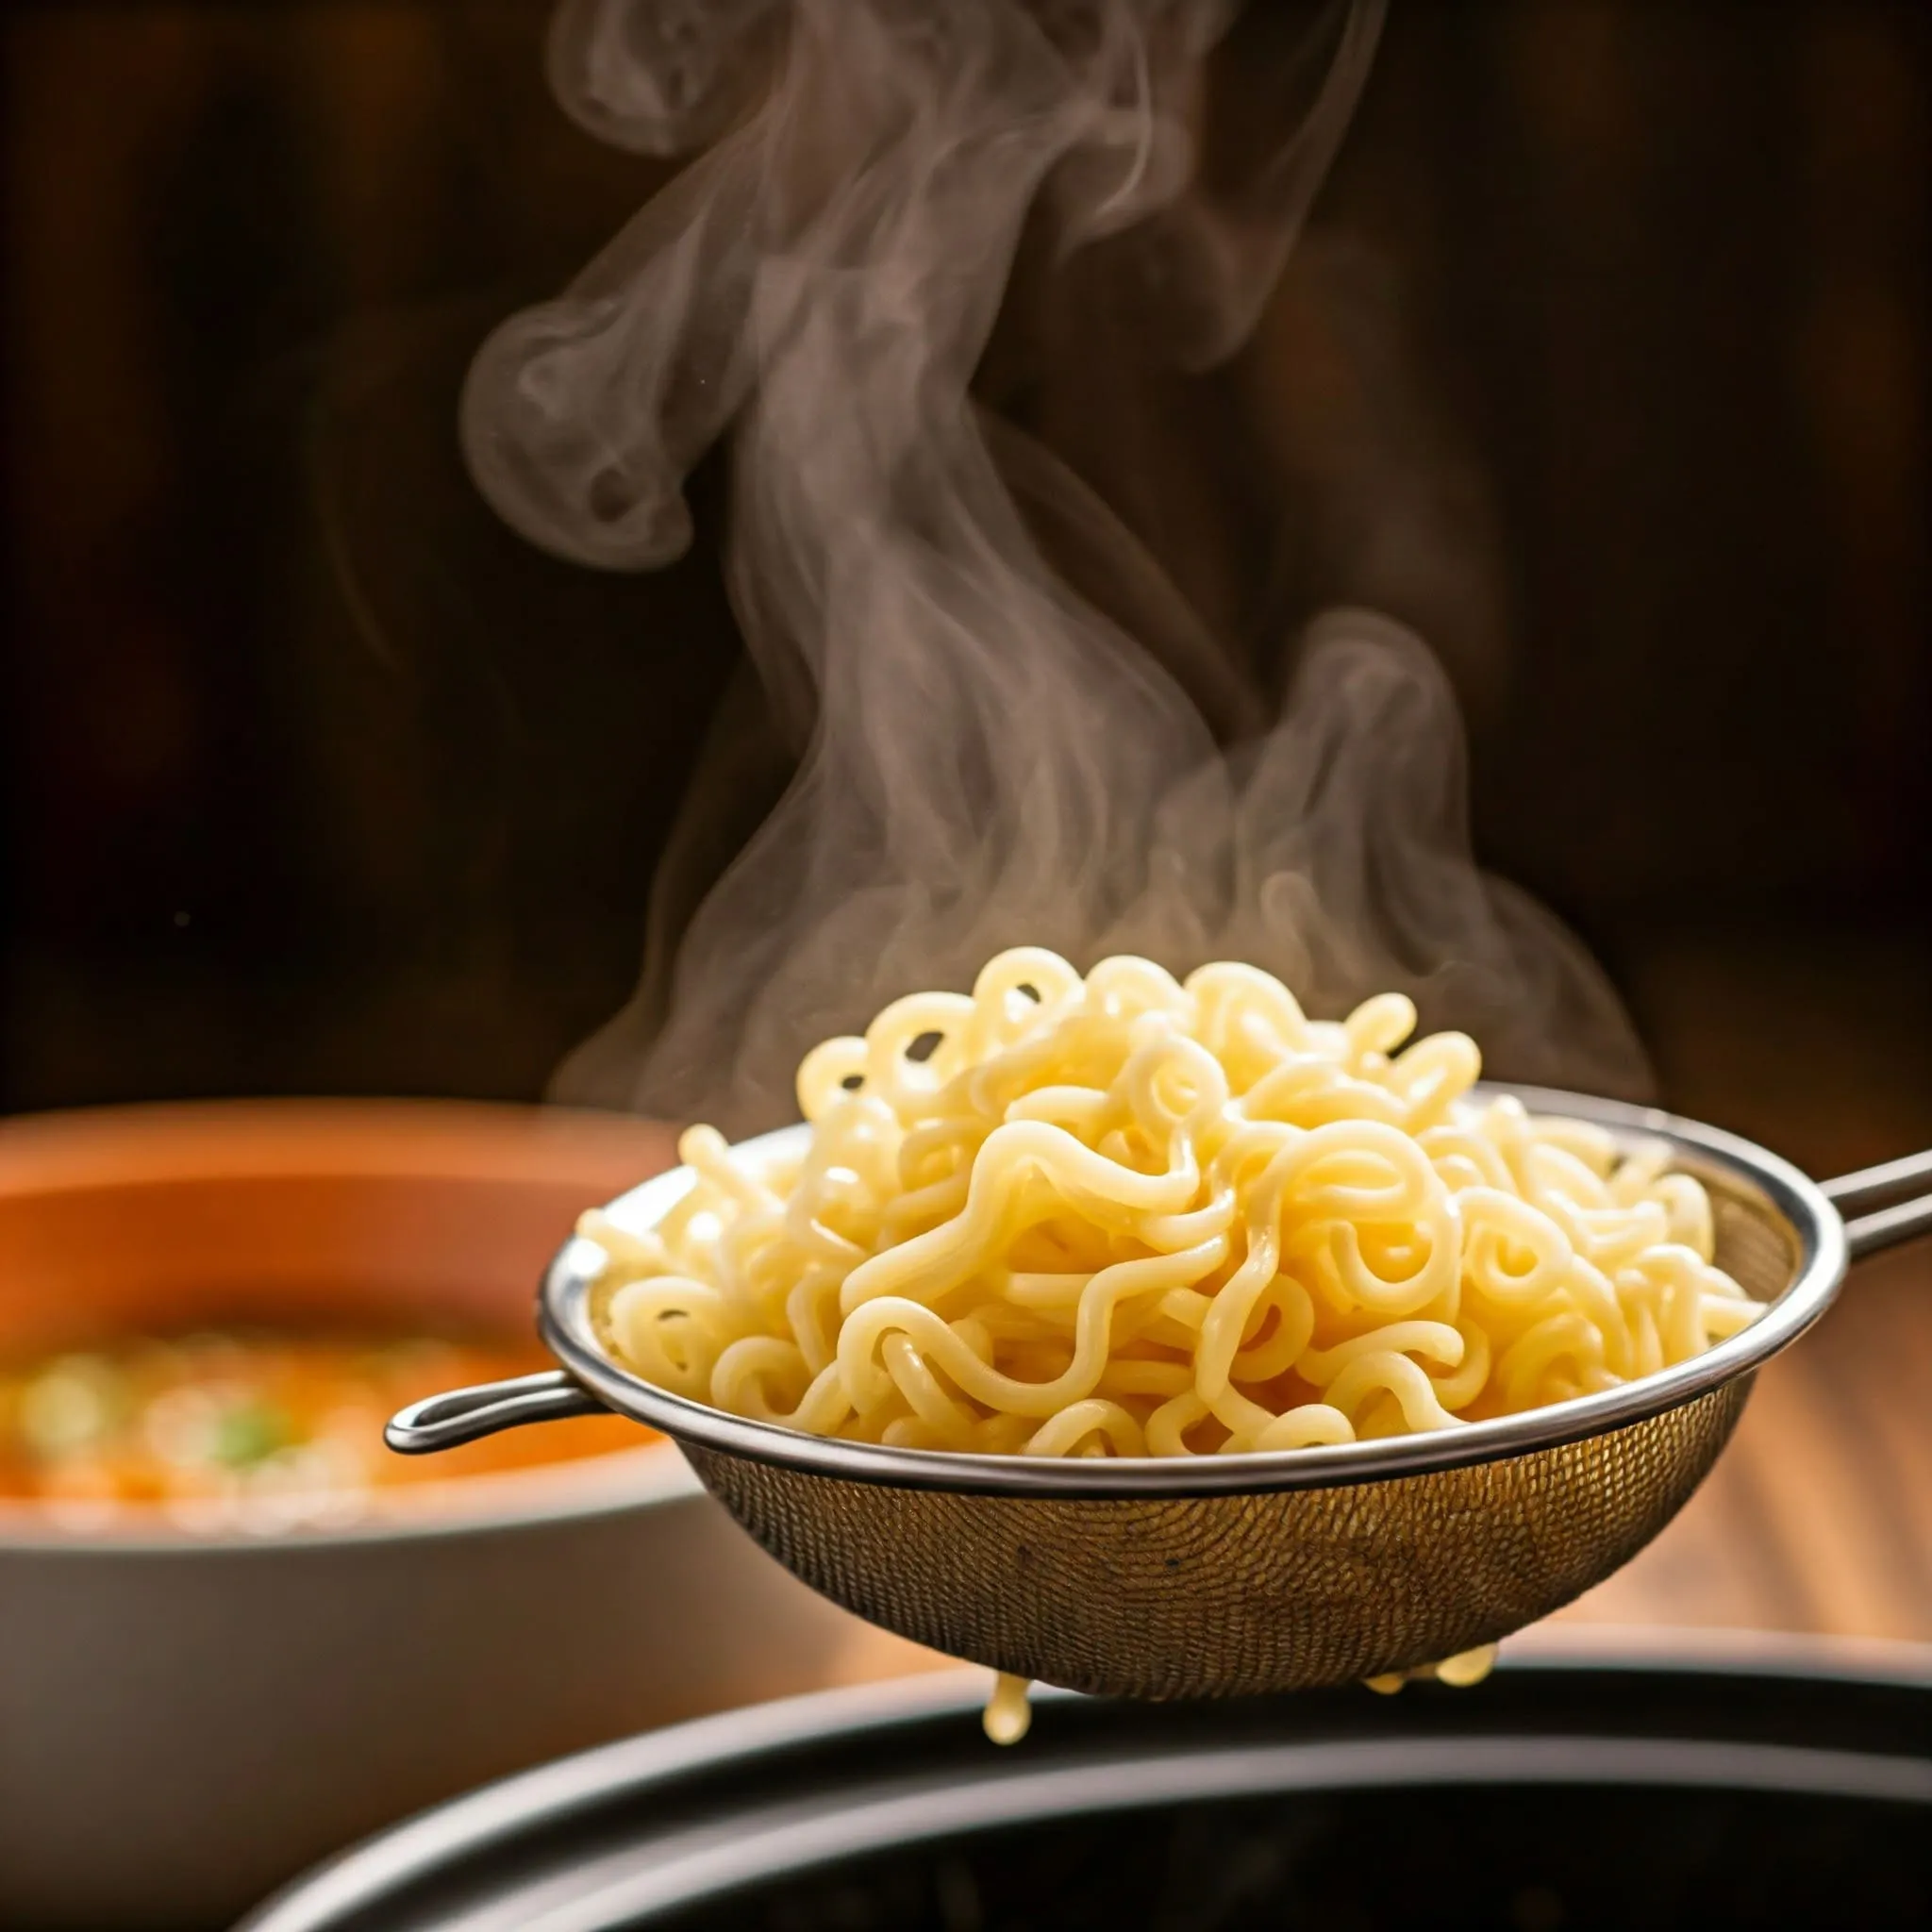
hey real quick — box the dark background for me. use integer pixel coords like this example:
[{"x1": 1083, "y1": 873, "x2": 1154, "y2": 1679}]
[{"x1": 4, "y1": 0, "x2": 1928, "y2": 1175}]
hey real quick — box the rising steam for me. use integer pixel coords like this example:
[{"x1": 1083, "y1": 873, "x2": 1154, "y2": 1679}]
[{"x1": 462, "y1": 0, "x2": 1644, "y2": 1135}]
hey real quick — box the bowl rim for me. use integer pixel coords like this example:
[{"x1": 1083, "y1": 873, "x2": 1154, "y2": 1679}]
[
  {"x1": 540, "y1": 1084, "x2": 1848, "y2": 1497},
  {"x1": 0, "y1": 1442, "x2": 703, "y2": 1555},
  {"x1": 0, "y1": 1094, "x2": 677, "y2": 1192}
]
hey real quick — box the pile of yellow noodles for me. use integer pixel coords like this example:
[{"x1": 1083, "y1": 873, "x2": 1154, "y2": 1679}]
[{"x1": 585, "y1": 950, "x2": 1757, "y2": 1457}]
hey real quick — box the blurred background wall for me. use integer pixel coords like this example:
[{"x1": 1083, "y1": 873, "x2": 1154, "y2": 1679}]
[{"x1": 3, "y1": 0, "x2": 1928, "y2": 1175}]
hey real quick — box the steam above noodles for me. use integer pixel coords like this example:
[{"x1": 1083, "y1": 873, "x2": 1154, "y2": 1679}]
[
  {"x1": 462, "y1": 0, "x2": 1650, "y2": 1140},
  {"x1": 583, "y1": 951, "x2": 1757, "y2": 1457}
]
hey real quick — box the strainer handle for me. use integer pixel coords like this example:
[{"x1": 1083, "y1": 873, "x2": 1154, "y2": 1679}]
[
  {"x1": 1822, "y1": 1147, "x2": 1932, "y2": 1261},
  {"x1": 385, "y1": 1370, "x2": 609, "y2": 1455}
]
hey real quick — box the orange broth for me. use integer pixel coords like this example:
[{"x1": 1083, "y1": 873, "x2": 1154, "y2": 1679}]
[{"x1": 0, "y1": 1328, "x2": 650, "y2": 1530}]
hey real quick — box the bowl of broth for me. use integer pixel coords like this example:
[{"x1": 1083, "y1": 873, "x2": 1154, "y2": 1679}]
[
  {"x1": 1, "y1": 1325, "x2": 639, "y2": 1532},
  {"x1": 0, "y1": 1100, "x2": 878, "y2": 1932}
]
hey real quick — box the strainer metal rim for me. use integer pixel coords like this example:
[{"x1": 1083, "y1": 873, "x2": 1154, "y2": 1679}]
[{"x1": 540, "y1": 1085, "x2": 1845, "y2": 1497}]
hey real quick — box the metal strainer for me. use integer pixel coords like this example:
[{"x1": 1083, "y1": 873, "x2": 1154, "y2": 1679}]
[{"x1": 390, "y1": 1088, "x2": 1931, "y2": 1699}]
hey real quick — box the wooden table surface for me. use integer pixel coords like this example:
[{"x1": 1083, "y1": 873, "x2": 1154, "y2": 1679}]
[{"x1": 1571, "y1": 933, "x2": 1932, "y2": 1648}]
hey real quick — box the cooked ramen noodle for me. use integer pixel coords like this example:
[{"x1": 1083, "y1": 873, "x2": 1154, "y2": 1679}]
[
  {"x1": 983, "y1": 1671, "x2": 1034, "y2": 1745},
  {"x1": 586, "y1": 949, "x2": 1757, "y2": 1463},
  {"x1": 976, "y1": 1641, "x2": 1495, "y2": 1744},
  {"x1": 1364, "y1": 1641, "x2": 1500, "y2": 1695}
]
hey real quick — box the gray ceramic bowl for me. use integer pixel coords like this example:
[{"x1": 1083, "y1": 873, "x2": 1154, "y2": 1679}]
[{"x1": 0, "y1": 1102, "x2": 872, "y2": 1932}]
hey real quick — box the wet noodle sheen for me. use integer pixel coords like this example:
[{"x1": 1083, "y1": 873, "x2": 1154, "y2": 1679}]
[
  {"x1": 983, "y1": 1672, "x2": 1034, "y2": 1744},
  {"x1": 587, "y1": 951, "x2": 1758, "y2": 1458}
]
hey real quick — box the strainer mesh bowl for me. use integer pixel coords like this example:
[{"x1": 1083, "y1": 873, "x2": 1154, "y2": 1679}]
[
  {"x1": 378, "y1": 1089, "x2": 1873, "y2": 1700},
  {"x1": 541, "y1": 1115, "x2": 1822, "y2": 1698},
  {"x1": 686, "y1": 1384, "x2": 1753, "y2": 1697},
  {"x1": 678, "y1": 1175, "x2": 1792, "y2": 1696}
]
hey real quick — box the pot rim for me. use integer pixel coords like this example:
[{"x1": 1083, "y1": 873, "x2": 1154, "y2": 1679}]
[{"x1": 235, "y1": 1627, "x2": 1932, "y2": 1932}]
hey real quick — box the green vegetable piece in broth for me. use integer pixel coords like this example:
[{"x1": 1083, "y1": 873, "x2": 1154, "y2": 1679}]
[{"x1": 208, "y1": 1401, "x2": 295, "y2": 1469}]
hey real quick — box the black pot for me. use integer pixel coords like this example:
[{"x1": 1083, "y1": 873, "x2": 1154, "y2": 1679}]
[{"x1": 241, "y1": 1638, "x2": 1932, "y2": 1932}]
